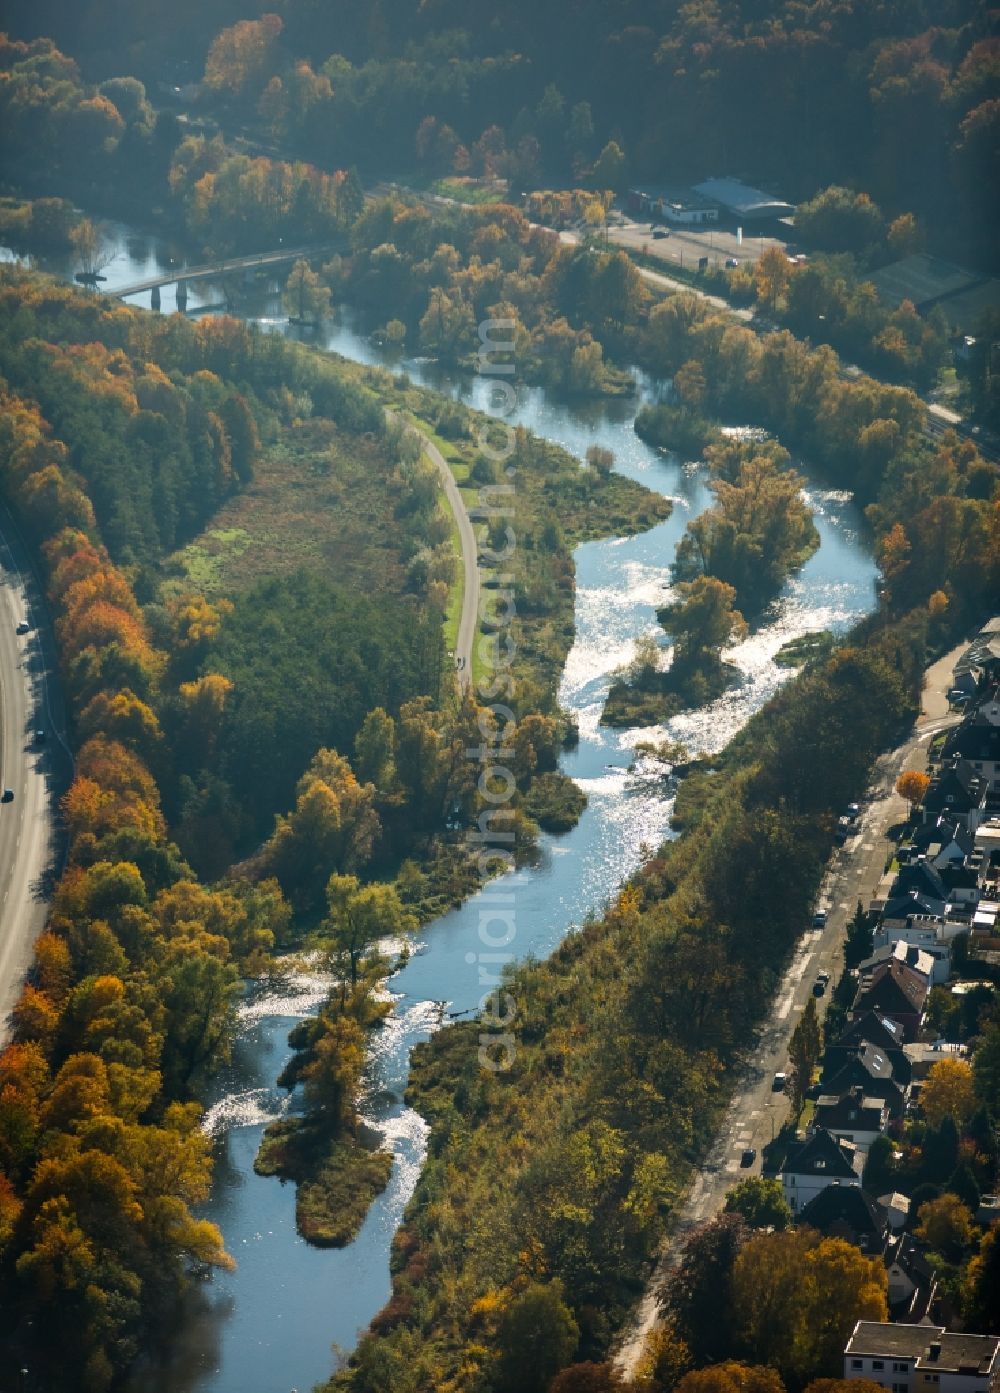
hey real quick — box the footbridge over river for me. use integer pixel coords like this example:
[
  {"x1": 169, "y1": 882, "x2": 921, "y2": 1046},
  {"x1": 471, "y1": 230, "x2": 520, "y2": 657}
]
[{"x1": 108, "y1": 242, "x2": 340, "y2": 306}]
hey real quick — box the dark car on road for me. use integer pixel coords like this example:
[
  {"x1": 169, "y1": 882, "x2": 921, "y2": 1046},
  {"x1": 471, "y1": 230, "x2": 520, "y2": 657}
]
[
  {"x1": 812, "y1": 910, "x2": 827, "y2": 928},
  {"x1": 1, "y1": 788, "x2": 13, "y2": 803},
  {"x1": 740, "y1": 1147, "x2": 757, "y2": 1168},
  {"x1": 15, "y1": 619, "x2": 29, "y2": 635}
]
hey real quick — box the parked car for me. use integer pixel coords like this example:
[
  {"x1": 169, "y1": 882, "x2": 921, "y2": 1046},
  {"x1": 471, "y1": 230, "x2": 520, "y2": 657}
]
[
  {"x1": 812, "y1": 910, "x2": 827, "y2": 928},
  {"x1": 725, "y1": 257, "x2": 739, "y2": 268},
  {"x1": 846, "y1": 802, "x2": 860, "y2": 820},
  {"x1": 34, "y1": 729, "x2": 45, "y2": 744},
  {"x1": 817, "y1": 971, "x2": 830, "y2": 986},
  {"x1": 652, "y1": 228, "x2": 669, "y2": 239},
  {"x1": 805, "y1": 1082, "x2": 822, "y2": 1100},
  {"x1": 772, "y1": 1071, "x2": 787, "y2": 1092},
  {"x1": 15, "y1": 619, "x2": 29, "y2": 635},
  {"x1": 813, "y1": 977, "x2": 827, "y2": 997},
  {"x1": 1, "y1": 788, "x2": 13, "y2": 803},
  {"x1": 740, "y1": 1147, "x2": 757, "y2": 1168}
]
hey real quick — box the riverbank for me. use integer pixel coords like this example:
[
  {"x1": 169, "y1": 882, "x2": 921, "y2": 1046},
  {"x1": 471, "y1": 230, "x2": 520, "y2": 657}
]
[
  {"x1": 12, "y1": 216, "x2": 878, "y2": 1393},
  {"x1": 611, "y1": 633, "x2": 971, "y2": 1379}
]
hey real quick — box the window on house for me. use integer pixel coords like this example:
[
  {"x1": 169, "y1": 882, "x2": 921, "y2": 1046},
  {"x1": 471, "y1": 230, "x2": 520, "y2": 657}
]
[
  {"x1": 893, "y1": 1363, "x2": 909, "y2": 1373},
  {"x1": 892, "y1": 1382, "x2": 908, "y2": 1391},
  {"x1": 852, "y1": 1362, "x2": 864, "y2": 1371},
  {"x1": 872, "y1": 1362, "x2": 885, "y2": 1371},
  {"x1": 815, "y1": 1159, "x2": 826, "y2": 1169}
]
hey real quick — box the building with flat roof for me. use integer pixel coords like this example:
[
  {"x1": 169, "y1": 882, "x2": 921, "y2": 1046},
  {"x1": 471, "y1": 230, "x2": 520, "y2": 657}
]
[
  {"x1": 693, "y1": 176, "x2": 795, "y2": 221},
  {"x1": 845, "y1": 1323, "x2": 1000, "y2": 1393},
  {"x1": 627, "y1": 185, "x2": 721, "y2": 224},
  {"x1": 867, "y1": 254, "x2": 1000, "y2": 336}
]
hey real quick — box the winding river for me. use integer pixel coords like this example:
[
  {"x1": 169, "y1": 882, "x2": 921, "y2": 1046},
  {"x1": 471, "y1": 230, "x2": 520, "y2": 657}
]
[{"x1": 7, "y1": 227, "x2": 879, "y2": 1393}]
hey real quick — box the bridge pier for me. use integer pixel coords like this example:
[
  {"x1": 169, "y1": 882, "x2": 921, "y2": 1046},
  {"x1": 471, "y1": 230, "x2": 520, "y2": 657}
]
[
  {"x1": 150, "y1": 285, "x2": 161, "y2": 311},
  {"x1": 176, "y1": 280, "x2": 188, "y2": 311}
]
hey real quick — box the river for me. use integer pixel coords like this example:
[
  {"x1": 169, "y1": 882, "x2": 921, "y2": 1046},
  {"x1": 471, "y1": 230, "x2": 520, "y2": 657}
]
[{"x1": 7, "y1": 227, "x2": 879, "y2": 1393}]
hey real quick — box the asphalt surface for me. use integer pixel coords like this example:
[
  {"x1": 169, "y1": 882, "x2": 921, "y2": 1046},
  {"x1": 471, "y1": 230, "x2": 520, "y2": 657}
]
[
  {"x1": 613, "y1": 638, "x2": 969, "y2": 1377},
  {"x1": 0, "y1": 506, "x2": 68, "y2": 1048}
]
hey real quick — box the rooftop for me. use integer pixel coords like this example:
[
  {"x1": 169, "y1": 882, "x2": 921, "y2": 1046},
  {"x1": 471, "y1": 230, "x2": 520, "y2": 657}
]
[
  {"x1": 867, "y1": 254, "x2": 981, "y2": 310},
  {"x1": 693, "y1": 176, "x2": 795, "y2": 219},
  {"x1": 846, "y1": 1323, "x2": 1000, "y2": 1371}
]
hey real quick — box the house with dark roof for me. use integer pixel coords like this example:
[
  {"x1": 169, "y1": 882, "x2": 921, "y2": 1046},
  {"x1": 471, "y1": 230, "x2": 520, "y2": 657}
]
[
  {"x1": 780, "y1": 1128, "x2": 862, "y2": 1214},
  {"x1": 844, "y1": 1323, "x2": 999, "y2": 1393},
  {"x1": 922, "y1": 758, "x2": 988, "y2": 830},
  {"x1": 798, "y1": 1183, "x2": 888, "y2": 1254},
  {"x1": 940, "y1": 714, "x2": 1000, "y2": 789},
  {"x1": 822, "y1": 1043, "x2": 908, "y2": 1118},
  {"x1": 861, "y1": 940, "x2": 949, "y2": 989},
  {"x1": 884, "y1": 1234, "x2": 940, "y2": 1323},
  {"x1": 850, "y1": 961, "x2": 928, "y2": 1041},
  {"x1": 813, "y1": 1088, "x2": 889, "y2": 1154},
  {"x1": 893, "y1": 859, "x2": 950, "y2": 903},
  {"x1": 825, "y1": 1013, "x2": 910, "y2": 1084}
]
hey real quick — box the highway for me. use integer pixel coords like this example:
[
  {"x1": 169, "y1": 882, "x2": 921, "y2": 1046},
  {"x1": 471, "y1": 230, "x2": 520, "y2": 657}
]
[
  {"x1": 0, "y1": 506, "x2": 67, "y2": 1048},
  {"x1": 613, "y1": 638, "x2": 969, "y2": 1378}
]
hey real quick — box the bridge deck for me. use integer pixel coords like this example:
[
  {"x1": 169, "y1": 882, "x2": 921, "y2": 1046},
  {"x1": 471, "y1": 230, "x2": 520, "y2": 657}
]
[{"x1": 111, "y1": 244, "x2": 336, "y2": 298}]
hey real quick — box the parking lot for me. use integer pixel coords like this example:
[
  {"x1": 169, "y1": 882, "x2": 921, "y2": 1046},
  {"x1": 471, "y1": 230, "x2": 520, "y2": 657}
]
[{"x1": 606, "y1": 213, "x2": 789, "y2": 273}]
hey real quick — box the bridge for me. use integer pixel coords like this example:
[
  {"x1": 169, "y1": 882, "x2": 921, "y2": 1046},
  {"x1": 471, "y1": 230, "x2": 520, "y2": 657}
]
[{"x1": 109, "y1": 242, "x2": 340, "y2": 302}]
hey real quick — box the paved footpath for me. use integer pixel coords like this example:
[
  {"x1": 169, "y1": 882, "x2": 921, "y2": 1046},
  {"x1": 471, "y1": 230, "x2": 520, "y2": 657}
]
[{"x1": 613, "y1": 637, "x2": 969, "y2": 1378}]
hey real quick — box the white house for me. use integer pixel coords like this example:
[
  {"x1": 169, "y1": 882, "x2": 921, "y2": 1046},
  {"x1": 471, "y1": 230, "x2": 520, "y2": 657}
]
[
  {"x1": 845, "y1": 1323, "x2": 1000, "y2": 1393},
  {"x1": 779, "y1": 1128, "x2": 862, "y2": 1214},
  {"x1": 812, "y1": 1087, "x2": 889, "y2": 1156}
]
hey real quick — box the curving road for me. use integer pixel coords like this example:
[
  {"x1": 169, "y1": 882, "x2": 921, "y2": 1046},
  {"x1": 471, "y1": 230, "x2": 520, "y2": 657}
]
[
  {"x1": 0, "y1": 505, "x2": 67, "y2": 1048},
  {"x1": 396, "y1": 416, "x2": 480, "y2": 691}
]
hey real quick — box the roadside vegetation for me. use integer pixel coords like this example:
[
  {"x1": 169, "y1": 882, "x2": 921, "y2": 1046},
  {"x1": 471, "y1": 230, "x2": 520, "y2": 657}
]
[{"x1": 0, "y1": 264, "x2": 673, "y2": 1385}]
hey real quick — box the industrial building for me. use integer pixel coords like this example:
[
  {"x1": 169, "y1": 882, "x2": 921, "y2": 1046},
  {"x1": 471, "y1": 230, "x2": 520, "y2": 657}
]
[
  {"x1": 626, "y1": 185, "x2": 721, "y2": 225},
  {"x1": 692, "y1": 176, "x2": 796, "y2": 222}
]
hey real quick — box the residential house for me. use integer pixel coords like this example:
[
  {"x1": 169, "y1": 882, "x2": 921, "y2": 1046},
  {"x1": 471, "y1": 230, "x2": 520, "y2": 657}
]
[
  {"x1": 851, "y1": 960, "x2": 929, "y2": 1041},
  {"x1": 903, "y1": 1040, "x2": 970, "y2": 1082},
  {"x1": 798, "y1": 1183, "x2": 888, "y2": 1254},
  {"x1": 878, "y1": 1191, "x2": 911, "y2": 1231},
  {"x1": 826, "y1": 1013, "x2": 910, "y2": 1083},
  {"x1": 941, "y1": 710, "x2": 1000, "y2": 788},
  {"x1": 922, "y1": 759, "x2": 988, "y2": 832},
  {"x1": 861, "y1": 941, "x2": 950, "y2": 989},
  {"x1": 813, "y1": 1087, "x2": 888, "y2": 1155},
  {"x1": 885, "y1": 1234, "x2": 940, "y2": 1322},
  {"x1": 844, "y1": 1323, "x2": 1000, "y2": 1393},
  {"x1": 780, "y1": 1128, "x2": 862, "y2": 1215},
  {"x1": 822, "y1": 1042, "x2": 908, "y2": 1119}
]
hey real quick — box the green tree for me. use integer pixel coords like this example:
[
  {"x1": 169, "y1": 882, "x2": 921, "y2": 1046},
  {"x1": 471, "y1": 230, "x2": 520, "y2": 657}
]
[
  {"x1": 788, "y1": 996, "x2": 821, "y2": 1110},
  {"x1": 493, "y1": 1280, "x2": 579, "y2": 1393},
  {"x1": 915, "y1": 1193, "x2": 974, "y2": 1259},
  {"x1": 862, "y1": 1134, "x2": 897, "y2": 1196},
  {"x1": 324, "y1": 874, "x2": 413, "y2": 990},
  {"x1": 845, "y1": 902, "x2": 873, "y2": 968},
  {"x1": 724, "y1": 1176, "x2": 792, "y2": 1230},
  {"x1": 972, "y1": 1014, "x2": 1000, "y2": 1113},
  {"x1": 659, "y1": 577, "x2": 746, "y2": 676},
  {"x1": 963, "y1": 1223, "x2": 1000, "y2": 1332},
  {"x1": 591, "y1": 140, "x2": 627, "y2": 193},
  {"x1": 284, "y1": 258, "x2": 331, "y2": 323},
  {"x1": 353, "y1": 708, "x2": 397, "y2": 790},
  {"x1": 661, "y1": 1213, "x2": 748, "y2": 1363}
]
